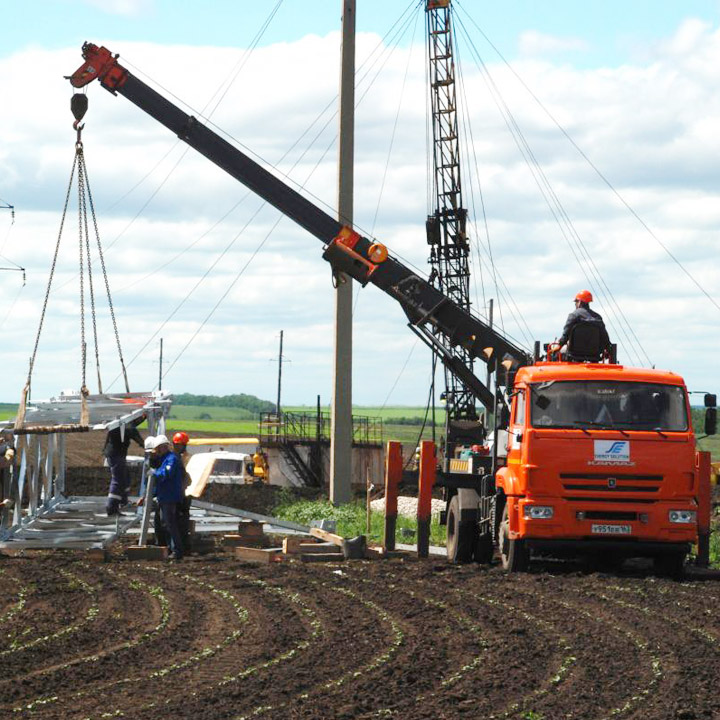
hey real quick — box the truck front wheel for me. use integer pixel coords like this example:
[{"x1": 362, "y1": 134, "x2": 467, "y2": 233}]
[
  {"x1": 653, "y1": 551, "x2": 686, "y2": 580},
  {"x1": 446, "y1": 495, "x2": 476, "y2": 564},
  {"x1": 499, "y1": 504, "x2": 529, "y2": 572}
]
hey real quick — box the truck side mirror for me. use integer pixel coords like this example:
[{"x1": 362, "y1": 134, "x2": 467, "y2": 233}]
[
  {"x1": 704, "y1": 407, "x2": 717, "y2": 436},
  {"x1": 704, "y1": 393, "x2": 717, "y2": 408}
]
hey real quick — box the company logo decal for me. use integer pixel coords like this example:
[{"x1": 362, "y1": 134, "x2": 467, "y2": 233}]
[{"x1": 591, "y1": 440, "x2": 631, "y2": 465}]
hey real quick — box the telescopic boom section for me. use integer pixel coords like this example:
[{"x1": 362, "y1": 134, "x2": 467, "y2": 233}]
[{"x1": 69, "y1": 42, "x2": 529, "y2": 408}]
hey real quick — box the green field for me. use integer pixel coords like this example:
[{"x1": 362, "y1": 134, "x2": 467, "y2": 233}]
[{"x1": 1, "y1": 400, "x2": 717, "y2": 456}]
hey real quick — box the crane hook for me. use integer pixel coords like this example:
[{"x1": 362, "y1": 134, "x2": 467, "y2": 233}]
[{"x1": 71, "y1": 93, "x2": 88, "y2": 144}]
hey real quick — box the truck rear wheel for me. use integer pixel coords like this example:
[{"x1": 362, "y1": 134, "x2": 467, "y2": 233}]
[
  {"x1": 446, "y1": 495, "x2": 476, "y2": 564},
  {"x1": 499, "y1": 504, "x2": 529, "y2": 572}
]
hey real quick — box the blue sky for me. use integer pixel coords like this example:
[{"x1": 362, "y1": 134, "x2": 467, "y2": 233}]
[
  {"x1": 1, "y1": 1, "x2": 719, "y2": 406},
  {"x1": 3, "y1": 1, "x2": 719, "y2": 67}
]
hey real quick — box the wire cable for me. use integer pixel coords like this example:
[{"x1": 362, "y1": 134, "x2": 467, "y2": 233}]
[
  {"x1": 455, "y1": 12, "x2": 649, "y2": 365},
  {"x1": 456, "y1": 1, "x2": 720, "y2": 316}
]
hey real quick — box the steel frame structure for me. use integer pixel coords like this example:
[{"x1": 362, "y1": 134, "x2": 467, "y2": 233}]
[
  {"x1": 426, "y1": 0, "x2": 482, "y2": 461},
  {"x1": 0, "y1": 392, "x2": 171, "y2": 549}
]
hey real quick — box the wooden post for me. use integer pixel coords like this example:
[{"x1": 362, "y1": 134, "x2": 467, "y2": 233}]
[
  {"x1": 384, "y1": 442, "x2": 402, "y2": 551},
  {"x1": 417, "y1": 440, "x2": 436, "y2": 559},
  {"x1": 138, "y1": 474, "x2": 155, "y2": 546},
  {"x1": 696, "y1": 450, "x2": 712, "y2": 567},
  {"x1": 366, "y1": 465, "x2": 372, "y2": 535}
]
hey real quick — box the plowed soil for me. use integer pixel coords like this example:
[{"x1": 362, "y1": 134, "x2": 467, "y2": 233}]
[{"x1": 1, "y1": 550, "x2": 719, "y2": 720}]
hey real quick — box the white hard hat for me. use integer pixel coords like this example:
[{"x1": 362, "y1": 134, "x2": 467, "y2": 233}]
[
  {"x1": 144, "y1": 436, "x2": 156, "y2": 451},
  {"x1": 153, "y1": 434, "x2": 170, "y2": 449}
]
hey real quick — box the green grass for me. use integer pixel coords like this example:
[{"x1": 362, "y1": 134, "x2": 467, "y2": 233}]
[
  {"x1": 273, "y1": 494, "x2": 447, "y2": 547},
  {"x1": 165, "y1": 419, "x2": 260, "y2": 435},
  {"x1": 168, "y1": 404, "x2": 255, "y2": 422}
]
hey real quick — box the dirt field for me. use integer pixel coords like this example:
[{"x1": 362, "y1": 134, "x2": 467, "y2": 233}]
[
  {"x1": 1, "y1": 549, "x2": 719, "y2": 720},
  {"x1": 3, "y1": 432, "x2": 716, "y2": 719}
]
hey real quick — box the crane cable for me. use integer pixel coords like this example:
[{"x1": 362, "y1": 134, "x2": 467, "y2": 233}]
[
  {"x1": 457, "y1": 3, "x2": 720, "y2": 317},
  {"x1": 454, "y1": 13, "x2": 650, "y2": 367},
  {"x1": 16, "y1": 100, "x2": 130, "y2": 429}
]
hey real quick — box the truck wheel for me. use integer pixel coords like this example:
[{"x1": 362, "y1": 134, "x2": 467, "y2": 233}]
[
  {"x1": 498, "y1": 504, "x2": 529, "y2": 572},
  {"x1": 654, "y1": 551, "x2": 686, "y2": 580},
  {"x1": 446, "y1": 495, "x2": 476, "y2": 564},
  {"x1": 474, "y1": 531, "x2": 494, "y2": 564}
]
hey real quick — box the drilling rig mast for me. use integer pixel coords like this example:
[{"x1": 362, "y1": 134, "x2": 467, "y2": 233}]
[{"x1": 425, "y1": 0, "x2": 481, "y2": 466}]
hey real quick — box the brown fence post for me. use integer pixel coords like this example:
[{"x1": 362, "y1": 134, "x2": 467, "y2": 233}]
[
  {"x1": 384, "y1": 442, "x2": 402, "y2": 551},
  {"x1": 696, "y1": 450, "x2": 712, "y2": 567},
  {"x1": 417, "y1": 440, "x2": 436, "y2": 559}
]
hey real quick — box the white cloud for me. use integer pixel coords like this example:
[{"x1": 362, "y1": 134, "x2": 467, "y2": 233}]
[
  {"x1": 518, "y1": 30, "x2": 589, "y2": 57},
  {"x1": 1, "y1": 21, "x2": 719, "y2": 407},
  {"x1": 82, "y1": 0, "x2": 154, "y2": 16}
]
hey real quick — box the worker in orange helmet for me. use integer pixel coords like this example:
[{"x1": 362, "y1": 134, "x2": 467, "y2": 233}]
[
  {"x1": 172, "y1": 431, "x2": 190, "y2": 464},
  {"x1": 550, "y1": 290, "x2": 609, "y2": 356},
  {"x1": 171, "y1": 430, "x2": 192, "y2": 555}
]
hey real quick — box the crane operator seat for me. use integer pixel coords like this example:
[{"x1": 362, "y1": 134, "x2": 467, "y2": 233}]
[{"x1": 566, "y1": 322, "x2": 611, "y2": 363}]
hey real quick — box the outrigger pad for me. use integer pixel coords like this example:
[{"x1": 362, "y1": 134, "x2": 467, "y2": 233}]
[{"x1": 342, "y1": 535, "x2": 367, "y2": 560}]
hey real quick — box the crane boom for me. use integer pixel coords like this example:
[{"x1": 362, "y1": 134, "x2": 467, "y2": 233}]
[{"x1": 68, "y1": 43, "x2": 530, "y2": 409}]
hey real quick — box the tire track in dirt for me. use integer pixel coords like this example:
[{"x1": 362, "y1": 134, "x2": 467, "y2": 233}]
[
  {"x1": 2, "y1": 554, "x2": 720, "y2": 720},
  {"x1": 21, "y1": 565, "x2": 253, "y2": 719},
  {"x1": 342, "y1": 565, "x2": 575, "y2": 720},
  {"x1": 565, "y1": 577, "x2": 720, "y2": 719}
]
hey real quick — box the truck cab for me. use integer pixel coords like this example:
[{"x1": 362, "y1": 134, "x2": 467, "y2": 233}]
[{"x1": 496, "y1": 361, "x2": 703, "y2": 573}]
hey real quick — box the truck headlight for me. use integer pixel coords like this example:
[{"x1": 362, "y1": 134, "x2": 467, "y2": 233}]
[
  {"x1": 668, "y1": 510, "x2": 696, "y2": 524},
  {"x1": 524, "y1": 505, "x2": 554, "y2": 520}
]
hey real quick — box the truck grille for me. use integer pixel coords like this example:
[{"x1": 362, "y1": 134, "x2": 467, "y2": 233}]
[{"x1": 560, "y1": 472, "x2": 663, "y2": 495}]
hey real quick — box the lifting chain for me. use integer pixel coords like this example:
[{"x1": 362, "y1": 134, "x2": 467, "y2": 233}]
[{"x1": 16, "y1": 93, "x2": 131, "y2": 429}]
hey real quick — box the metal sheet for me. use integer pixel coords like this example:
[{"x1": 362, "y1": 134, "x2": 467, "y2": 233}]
[{"x1": 17, "y1": 392, "x2": 168, "y2": 429}]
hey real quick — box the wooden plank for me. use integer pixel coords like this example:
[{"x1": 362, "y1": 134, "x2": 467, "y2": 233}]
[
  {"x1": 282, "y1": 536, "x2": 305, "y2": 554},
  {"x1": 237, "y1": 519, "x2": 264, "y2": 537},
  {"x1": 223, "y1": 533, "x2": 266, "y2": 548},
  {"x1": 235, "y1": 546, "x2": 283, "y2": 564},
  {"x1": 300, "y1": 553, "x2": 345, "y2": 563},
  {"x1": 309, "y1": 527, "x2": 345, "y2": 547},
  {"x1": 126, "y1": 545, "x2": 168, "y2": 561},
  {"x1": 299, "y1": 542, "x2": 342, "y2": 554},
  {"x1": 86, "y1": 548, "x2": 109, "y2": 563}
]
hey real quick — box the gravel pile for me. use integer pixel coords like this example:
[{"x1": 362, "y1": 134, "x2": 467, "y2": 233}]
[{"x1": 370, "y1": 495, "x2": 445, "y2": 519}]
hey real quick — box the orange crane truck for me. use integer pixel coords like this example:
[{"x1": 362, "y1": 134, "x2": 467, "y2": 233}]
[
  {"x1": 67, "y1": 43, "x2": 716, "y2": 576},
  {"x1": 491, "y1": 361, "x2": 716, "y2": 575}
]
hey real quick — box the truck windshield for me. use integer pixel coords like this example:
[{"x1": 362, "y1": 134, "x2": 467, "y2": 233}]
[{"x1": 530, "y1": 381, "x2": 688, "y2": 431}]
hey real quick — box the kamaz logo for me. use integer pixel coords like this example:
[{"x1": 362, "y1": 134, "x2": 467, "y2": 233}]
[{"x1": 606, "y1": 442, "x2": 627, "y2": 455}]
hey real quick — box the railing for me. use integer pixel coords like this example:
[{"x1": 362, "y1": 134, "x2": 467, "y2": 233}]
[{"x1": 259, "y1": 411, "x2": 382, "y2": 447}]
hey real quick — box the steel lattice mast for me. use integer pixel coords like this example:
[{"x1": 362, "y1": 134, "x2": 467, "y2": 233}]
[{"x1": 425, "y1": 0, "x2": 481, "y2": 454}]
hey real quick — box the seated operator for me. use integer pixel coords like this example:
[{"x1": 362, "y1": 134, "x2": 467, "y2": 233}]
[{"x1": 550, "y1": 290, "x2": 610, "y2": 360}]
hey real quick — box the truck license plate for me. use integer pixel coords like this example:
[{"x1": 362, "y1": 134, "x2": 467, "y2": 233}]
[{"x1": 591, "y1": 524, "x2": 632, "y2": 535}]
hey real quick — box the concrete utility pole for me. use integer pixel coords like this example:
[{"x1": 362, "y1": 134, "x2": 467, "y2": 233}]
[
  {"x1": 330, "y1": 0, "x2": 355, "y2": 505},
  {"x1": 276, "y1": 330, "x2": 284, "y2": 416}
]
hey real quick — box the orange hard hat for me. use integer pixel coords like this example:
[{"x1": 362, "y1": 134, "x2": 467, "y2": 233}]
[
  {"x1": 173, "y1": 431, "x2": 189, "y2": 445},
  {"x1": 575, "y1": 290, "x2": 593, "y2": 303}
]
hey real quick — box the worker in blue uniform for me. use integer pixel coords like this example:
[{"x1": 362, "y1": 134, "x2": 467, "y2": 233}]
[
  {"x1": 148, "y1": 435, "x2": 185, "y2": 561},
  {"x1": 105, "y1": 417, "x2": 144, "y2": 516}
]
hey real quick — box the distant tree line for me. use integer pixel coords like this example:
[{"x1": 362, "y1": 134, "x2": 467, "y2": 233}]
[
  {"x1": 387, "y1": 416, "x2": 427, "y2": 426},
  {"x1": 173, "y1": 393, "x2": 275, "y2": 414}
]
